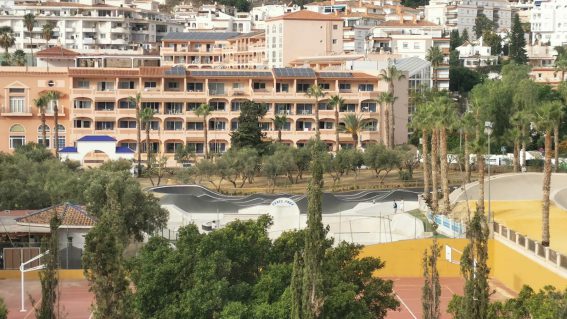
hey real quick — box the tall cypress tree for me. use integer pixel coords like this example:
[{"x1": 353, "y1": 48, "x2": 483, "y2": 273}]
[
  {"x1": 301, "y1": 140, "x2": 326, "y2": 318},
  {"x1": 461, "y1": 28, "x2": 470, "y2": 43},
  {"x1": 509, "y1": 13, "x2": 528, "y2": 64},
  {"x1": 422, "y1": 239, "x2": 441, "y2": 319},
  {"x1": 35, "y1": 215, "x2": 60, "y2": 319},
  {"x1": 290, "y1": 251, "x2": 303, "y2": 319}
]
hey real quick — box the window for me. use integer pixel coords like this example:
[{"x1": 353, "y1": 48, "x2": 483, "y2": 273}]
[
  {"x1": 95, "y1": 121, "x2": 114, "y2": 130},
  {"x1": 208, "y1": 82, "x2": 225, "y2": 95},
  {"x1": 141, "y1": 102, "x2": 160, "y2": 113},
  {"x1": 97, "y1": 81, "x2": 114, "y2": 91},
  {"x1": 9, "y1": 97, "x2": 26, "y2": 113},
  {"x1": 9, "y1": 136, "x2": 25, "y2": 149},
  {"x1": 296, "y1": 120, "x2": 313, "y2": 131},
  {"x1": 165, "y1": 142, "x2": 183, "y2": 153},
  {"x1": 209, "y1": 120, "x2": 226, "y2": 130},
  {"x1": 76, "y1": 80, "x2": 90, "y2": 88},
  {"x1": 119, "y1": 119, "x2": 136, "y2": 129},
  {"x1": 296, "y1": 83, "x2": 310, "y2": 92},
  {"x1": 37, "y1": 136, "x2": 50, "y2": 147},
  {"x1": 319, "y1": 83, "x2": 330, "y2": 90},
  {"x1": 231, "y1": 101, "x2": 243, "y2": 111},
  {"x1": 57, "y1": 136, "x2": 66, "y2": 149},
  {"x1": 259, "y1": 122, "x2": 271, "y2": 131},
  {"x1": 165, "y1": 120, "x2": 183, "y2": 131},
  {"x1": 275, "y1": 103, "x2": 292, "y2": 115},
  {"x1": 318, "y1": 102, "x2": 333, "y2": 110},
  {"x1": 166, "y1": 81, "x2": 179, "y2": 90},
  {"x1": 187, "y1": 82, "x2": 204, "y2": 92},
  {"x1": 165, "y1": 102, "x2": 183, "y2": 114},
  {"x1": 187, "y1": 102, "x2": 200, "y2": 111},
  {"x1": 253, "y1": 82, "x2": 266, "y2": 90},
  {"x1": 141, "y1": 142, "x2": 160, "y2": 153},
  {"x1": 358, "y1": 84, "x2": 374, "y2": 91},
  {"x1": 118, "y1": 81, "x2": 135, "y2": 89},
  {"x1": 144, "y1": 81, "x2": 157, "y2": 89},
  {"x1": 74, "y1": 99, "x2": 92, "y2": 109},
  {"x1": 402, "y1": 42, "x2": 408, "y2": 49},
  {"x1": 361, "y1": 102, "x2": 377, "y2": 112},
  {"x1": 119, "y1": 99, "x2": 135, "y2": 109},
  {"x1": 364, "y1": 120, "x2": 378, "y2": 131},
  {"x1": 296, "y1": 104, "x2": 313, "y2": 115},
  {"x1": 276, "y1": 83, "x2": 289, "y2": 92},
  {"x1": 187, "y1": 122, "x2": 204, "y2": 130},
  {"x1": 120, "y1": 142, "x2": 137, "y2": 151},
  {"x1": 9, "y1": 88, "x2": 25, "y2": 93},
  {"x1": 232, "y1": 83, "x2": 243, "y2": 89},
  {"x1": 319, "y1": 121, "x2": 333, "y2": 129},
  {"x1": 95, "y1": 102, "x2": 115, "y2": 111},
  {"x1": 209, "y1": 142, "x2": 226, "y2": 153},
  {"x1": 188, "y1": 142, "x2": 204, "y2": 154},
  {"x1": 332, "y1": 39, "x2": 337, "y2": 44},
  {"x1": 333, "y1": 24, "x2": 338, "y2": 30},
  {"x1": 339, "y1": 83, "x2": 351, "y2": 91},
  {"x1": 74, "y1": 119, "x2": 91, "y2": 128},
  {"x1": 210, "y1": 101, "x2": 225, "y2": 111},
  {"x1": 414, "y1": 42, "x2": 420, "y2": 49},
  {"x1": 340, "y1": 104, "x2": 356, "y2": 112},
  {"x1": 142, "y1": 121, "x2": 160, "y2": 130}
]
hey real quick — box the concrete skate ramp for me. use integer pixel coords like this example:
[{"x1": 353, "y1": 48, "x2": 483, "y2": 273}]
[
  {"x1": 151, "y1": 185, "x2": 421, "y2": 214},
  {"x1": 554, "y1": 187, "x2": 567, "y2": 211},
  {"x1": 450, "y1": 173, "x2": 567, "y2": 204}
]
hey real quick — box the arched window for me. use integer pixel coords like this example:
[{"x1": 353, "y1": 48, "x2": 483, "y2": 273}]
[
  {"x1": 10, "y1": 124, "x2": 25, "y2": 133},
  {"x1": 57, "y1": 124, "x2": 65, "y2": 133},
  {"x1": 37, "y1": 124, "x2": 51, "y2": 133},
  {"x1": 9, "y1": 124, "x2": 26, "y2": 149}
]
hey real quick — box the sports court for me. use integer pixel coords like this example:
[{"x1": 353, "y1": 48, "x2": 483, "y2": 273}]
[
  {"x1": 386, "y1": 277, "x2": 514, "y2": 319},
  {"x1": 0, "y1": 279, "x2": 92, "y2": 319}
]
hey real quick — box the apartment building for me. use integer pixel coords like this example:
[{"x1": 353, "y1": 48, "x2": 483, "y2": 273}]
[
  {"x1": 0, "y1": 66, "x2": 409, "y2": 164},
  {"x1": 173, "y1": 4, "x2": 253, "y2": 32},
  {"x1": 160, "y1": 31, "x2": 266, "y2": 69},
  {"x1": 424, "y1": 0, "x2": 512, "y2": 38},
  {"x1": 265, "y1": 11, "x2": 344, "y2": 68},
  {"x1": 0, "y1": 0, "x2": 182, "y2": 52},
  {"x1": 531, "y1": 0, "x2": 567, "y2": 47},
  {"x1": 456, "y1": 40, "x2": 498, "y2": 67}
]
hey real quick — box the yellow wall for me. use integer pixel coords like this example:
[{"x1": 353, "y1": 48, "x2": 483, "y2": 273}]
[
  {"x1": 361, "y1": 238, "x2": 567, "y2": 293},
  {"x1": 489, "y1": 240, "x2": 567, "y2": 292},
  {"x1": 0, "y1": 269, "x2": 85, "y2": 280}
]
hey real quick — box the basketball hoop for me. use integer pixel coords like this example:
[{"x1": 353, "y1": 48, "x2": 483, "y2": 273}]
[{"x1": 19, "y1": 250, "x2": 49, "y2": 312}]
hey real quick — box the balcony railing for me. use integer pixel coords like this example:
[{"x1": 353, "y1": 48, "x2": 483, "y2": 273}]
[{"x1": 1, "y1": 106, "x2": 32, "y2": 115}]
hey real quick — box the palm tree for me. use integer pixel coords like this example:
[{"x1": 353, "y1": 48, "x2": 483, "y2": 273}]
[
  {"x1": 341, "y1": 113, "x2": 364, "y2": 149},
  {"x1": 194, "y1": 103, "x2": 212, "y2": 159},
  {"x1": 535, "y1": 100, "x2": 564, "y2": 247},
  {"x1": 376, "y1": 92, "x2": 397, "y2": 148},
  {"x1": 0, "y1": 26, "x2": 15, "y2": 63},
  {"x1": 34, "y1": 94, "x2": 49, "y2": 147},
  {"x1": 273, "y1": 114, "x2": 287, "y2": 142},
  {"x1": 23, "y1": 13, "x2": 35, "y2": 66},
  {"x1": 140, "y1": 106, "x2": 156, "y2": 171},
  {"x1": 305, "y1": 84, "x2": 326, "y2": 138},
  {"x1": 411, "y1": 99, "x2": 433, "y2": 201},
  {"x1": 45, "y1": 90, "x2": 61, "y2": 157},
  {"x1": 42, "y1": 22, "x2": 54, "y2": 49},
  {"x1": 426, "y1": 46, "x2": 444, "y2": 90},
  {"x1": 128, "y1": 93, "x2": 142, "y2": 177},
  {"x1": 379, "y1": 65, "x2": 405, "y2": 148},
  {"x1": 329, "y1": 95, "x2": 344, "y2": 151},
  {"x1": 431, "y1": 95, "x2": 458, "y2": 214}
]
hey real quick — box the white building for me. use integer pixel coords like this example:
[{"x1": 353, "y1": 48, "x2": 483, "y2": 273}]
[
  {"x1": 59, "y1": 135, "x2": 134, "y2": 166},
  {"x1": 531, "y1": 0, "x2": 567, "y2": 47},
  {"x1": 0, "y1": 0, "x2": 183, "y2": 53},
  {"x1": 456, "y1": 39, "x2": 498, "y2": 67},
  {"x1": 173, "y1": 4, "x2": 254, "y2": 32},
  {"x1": 250, "y1": 4, "x2": 301, "y2": 30},
  {"x1": 424, "y1": 0, "x2": 512, "y2": 39}
]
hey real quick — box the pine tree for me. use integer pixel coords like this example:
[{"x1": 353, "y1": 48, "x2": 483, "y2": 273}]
[
  {"x1": 509, "y1": 13, "x2": 528, "y2": 64},
  {"x1": 450, "y1": 29, "x2": 462, "y2": 50},
  {"x1": 422, "y1": 239, "x2": 442, "y2": 319},
  {"x1": 461, "y1": 28, "x2": 470, "y2": 42},
  {"x1": 301, "y1": 140, "x2": 326, "y2": 319}
]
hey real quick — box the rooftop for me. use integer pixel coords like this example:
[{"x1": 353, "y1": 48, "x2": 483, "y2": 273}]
[
  {"x1": 378, "y1": 20, "x2": 440, "y2": 27},
  {"x1": 162, "y1": 32, "x2": 241, "y2": 41},
  {"x1": 267, "y1": 10, "x2": 343, "y2": 21},
  {"x1": 36, "y1": 46, "x2": 80, "y2": 58},
  {"x1": 16, "y1": 203, "x2": 95, "y2": 228},
  {"x1": 77, "y1": 135, "x2": 117, "y2": 142}
]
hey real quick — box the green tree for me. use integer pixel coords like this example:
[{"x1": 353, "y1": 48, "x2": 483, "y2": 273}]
[
  {"x1": 422, "y1": 239, "x2": 441, "y2": 319},
  {"x1": 290, "y1": 252, "x2": 303, "y2": 319},
  {"x1": 127, "y1": 93, "x2": 143, "y2": 177},
  {"x1": 305, "y1": 85, "x2": 326, "y2": 137},
  {"x1": 379, "y1": 65, "x2": 406, "y2": 148},
  {"x1": 230, "y1": 100, "x2": 267, "y2": 151},
  {"x1": 0, "y1": 296, "x2": 7, "y2": 319},
  {"x1": 23, "y1": 13, "x2": 35, "y2": 66},
  {"x1": 509, "y1": 13, "x2": 528, "y2": 64},
  {"x1": 449, "y1": 67, "x2": 483, "y2": 93},
  {"x1": 450, "y1": 29, "x2": 462, "y2": 50},
  {"x1": 341, "y1": 113, "x2": 364, "y2": 149},
  {"x1": 449, "y1": 50, "x2": 461, "y2": 67},
  {"x1": 34, "y1": 94, "x2": 49, "y2": 147},
  {"x1": 141, "y1": 106, "x2": 156, "y2": 173},
  {"x1": 35, "y1": 215, "x2": 60, "y2": 319},
  {"x1": 448, "y1": 209, "x2": 490, "y2": 319},
  {"x1": 329, "y1": 95, "x2": 345, "y2": 151},
  {"x1": 461, "y1": 28, "x2": 470, "y2": 42},
  {"x1": 411, "y1": 97, "x2": 433, "y2": 200},
  {"x1": 174, "y1": 144, "x2": 195, "y2": 165},
  {"x1": 377, "y1": 92, "x2": 397, "y2": 148},
  {"x1": 44, "y1": 90, "x2": 61, "y2": 157},
  {"x1": 194, "y1": 103, "x2": 212, "y2": 158},
  {"x1": 273, "y1": 114, "x2": 288, "y2": 142},
  {"x1": 473, "y1": 14, "x2": 497, "y2": 39},
  {"x1": 0, "y1": 26, "x2": 15, "y2": 65},
  {"x1": 483, "y1": 31, "x2": 502, "y2": 55},
  {"x1": 534, "y1": 100, "x2": 564, "y2": 246},
  {"x1": 41, "y1": 22, "x2": 54, "y2": 48},
  {"x1": 426, "y1": 46, "x2": 445, "y2": 90},
  {"x1": 362, "y1": 144, "x2": 400, "y2": 184},
  {"x1": 12, "y1": 49, "x2": 26, "y2": 66}
]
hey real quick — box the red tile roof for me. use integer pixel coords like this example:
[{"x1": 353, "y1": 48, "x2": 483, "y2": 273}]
[
  {"x1": 0, "y1": 210, "x2": 33, "y2": 217},
  {"x1": 36, "y1": 46, "x2": 80, "y2": 58},
  {"x1": 268, "y1": 10, "x2": 343, "y2": 22},
  {"x1": 16, "y1": 203, "x2": 95, "y2": 227}
]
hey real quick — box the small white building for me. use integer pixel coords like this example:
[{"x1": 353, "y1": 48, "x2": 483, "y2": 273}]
[
  {"x1": 531, "y1": 0, "x2": 567, "y2": 47},
  {"x1": 456, "y1": 39, "x2": 498, "y2": 68},
  {"x1": 59, "y1": 135, "x2": 134, "y2": 166}
]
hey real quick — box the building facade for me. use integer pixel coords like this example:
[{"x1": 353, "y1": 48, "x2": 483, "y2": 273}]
[
  {"x1": 530, "y1": 0, "x2": 567, "y2": 47},
  {"x1": 0, "y1": 66, "x2": 409, "y2": 165}
]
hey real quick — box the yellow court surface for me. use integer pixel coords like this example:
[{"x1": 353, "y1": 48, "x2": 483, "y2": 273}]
[{"x1": 454, "y1": 200, "x2": 567, "y2": 255}]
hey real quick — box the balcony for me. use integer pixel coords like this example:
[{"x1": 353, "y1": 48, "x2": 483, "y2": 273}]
[
  {"x1": 82, "y1": 28, "x2": 96, "y2": 33},
  {"x1": 83, "y1": 37, "x2": 96, "y2": 44},
  {"x1": 0, "y1": 106, "x2": 32, "y2": 116},
  {"x1": 72, "y1": 88, "x2": 95, "y2": 95}
]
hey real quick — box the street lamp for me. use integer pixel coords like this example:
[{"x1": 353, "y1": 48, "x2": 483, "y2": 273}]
[{"x1": 484, "y1": 121, "x2": 493, "y2": 230}]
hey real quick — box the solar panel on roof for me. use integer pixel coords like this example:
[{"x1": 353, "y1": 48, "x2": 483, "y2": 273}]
[
  {"x1": 165, "y1": 65, "x2": 186, "y2": 76},
  {"x1": 319, "y1": 72, "x2": 353, "y2": 78},
  {"x1": 190, "y1": 70, "x2": 272, "y2": 77},
  {"x1": 273, "y1": 68, "x2": 316, "y2": 77}
]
